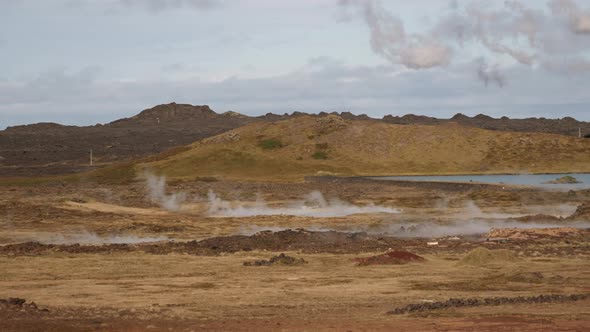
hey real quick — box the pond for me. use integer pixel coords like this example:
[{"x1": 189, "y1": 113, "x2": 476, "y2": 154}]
[{"x1": 367, "y1": 173, "x2": 590, "y2": 190}]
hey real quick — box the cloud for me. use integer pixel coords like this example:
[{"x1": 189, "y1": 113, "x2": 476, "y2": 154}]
[
  {"x1": 542, "y1": 56, "x2": 590, "y2": 73},
  {"x1": 340, "y1": 0, "x2": 590, "y2": 85},
  {"x1": 476, "y1": 59, "x2": 505, "y2": 87},
  {"x1": 550, "y1": 0, "x2": 590, "y2": 34},
  {"x1": 120, "y1": 0, "x2": 221, "y2": 11},
  {"x1": 1, "y1": 57, "x2": 589, "y2": 129},
  {"x1": 338, "y1": 0, "x2": 452, "y2": 69},
  {"x1": 0, "y1": 67, "x2": 101, "y2": 104},
  {"x1": 70, "y1": 0, "x2": 223, "y2": 13}
]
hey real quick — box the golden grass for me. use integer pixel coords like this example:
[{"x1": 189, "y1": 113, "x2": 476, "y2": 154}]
[
  {"x1": 141, "y1": 116, "x2": 590, "y2": 180},
  {"x1": 0, "y1": 252, "x2": 588, "y2": 320},
  {"x1": 4, "y1": 116, "x2": 589, "y2": 184}
]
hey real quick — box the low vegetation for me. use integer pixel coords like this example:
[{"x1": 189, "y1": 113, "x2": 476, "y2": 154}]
[
  {"x1": 543, "y1": 175, "x2": 582, "y2": 184},
  {"x1": 258, "y1": 138, "x2": 283, "y2": 150},
  {"x1": 311, "y1": 151, "x2": 328, "y2": 160},
  {"x1": 133, "y1": 115, "x2": 590, "y2": 181}
]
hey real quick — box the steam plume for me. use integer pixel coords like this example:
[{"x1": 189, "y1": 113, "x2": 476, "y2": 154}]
[
  {"x1": 145, "y1": 172, "x2": 187, "y2": 211},
  {"x1": 206, "y1": 190, "x2": 399, "y2": 218},
  {"x1": 4, "y1": 230, "x2": 168, "y2": 245}
]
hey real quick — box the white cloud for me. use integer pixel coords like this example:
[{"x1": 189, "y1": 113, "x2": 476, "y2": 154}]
[
  {"x1": 116, "y1": 0, "x2": 222, "y2": 12},
  {"x1": 1, "y1": 58, "x2": 589, "y2": 129},
  {"x1": 550, "y1": 0, "x2": 590, "y2": 34},
  {"x1": 1, "y1": 0, "x2": 590, "y2": 127},
  {"x1": 340, "y1": 0, "x2": 590, "y2": 84},
  {"x1": 339, "y1": 0, "x2": 453, "y2": 69}
]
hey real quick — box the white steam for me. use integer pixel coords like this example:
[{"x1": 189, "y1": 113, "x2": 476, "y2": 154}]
[
  {"x1": 145, "y1": 172, "x2": 187, "y2": 211},
  {"x1": 457, "y1": 200, "x2": 524, "y2": 220},
  {"x1": 206, "y1": 190, "x2": 400, "y2": 218},
  {"x1": 143, "y1": 173, "x2": 399, "y2": 217},
  {"x1": 7, "y1": 231, "x2": 169, "y2": 245}
]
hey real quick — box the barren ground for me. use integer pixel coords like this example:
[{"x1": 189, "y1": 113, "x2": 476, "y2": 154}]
[{"x1": 1, "y1": 178, "x2": 589, "y2": 331}]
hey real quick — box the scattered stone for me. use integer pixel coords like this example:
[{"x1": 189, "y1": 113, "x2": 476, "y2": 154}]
[
  {"x1": 0, "y1": 298, "x2": 48, "y2": 314},
  {"x1": 314, "y1": 115, "x2": 347, "y2": 134},
  {"x1": 387, "y1": 294, "x2": 588, "y2": 315},
  {"x1": 354, "y1": 251, "x2": 425, "y2": 266},
  {"x1": 243, "y1": 253, "x2": 307, "y2": 266},
  {"x1": 487, "y1": 227, "x2": 584, "y2": 240}
]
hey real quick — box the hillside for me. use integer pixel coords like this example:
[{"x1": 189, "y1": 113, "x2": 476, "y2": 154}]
[
  {"x1": 0, "y1": 104, "x2": 257, "y2": 176},
  {"x1": 139, "y1": 115, "x2": 590, "y2": 181},
  {"x1": 2, "y1": 102, "x2": 589, "y2": 177}
]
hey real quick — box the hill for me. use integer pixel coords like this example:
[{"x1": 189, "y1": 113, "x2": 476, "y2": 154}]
[
  {"x1": 139, "y1": 115, "x2": 590, "y2": 181},
  {"x1": 0, "y1": 103, "x2": 257, "y2": 176},
  {"x1": 1, "y1": 103, "x2": 589, "y2": 177}
]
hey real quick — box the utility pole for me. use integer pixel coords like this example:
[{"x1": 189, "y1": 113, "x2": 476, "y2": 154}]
[{"x1": 90, "y1": 149, "x2": 93, "y2": 166}]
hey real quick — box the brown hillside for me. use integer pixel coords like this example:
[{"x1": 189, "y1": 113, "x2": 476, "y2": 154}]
[
  {"x1": 0, "y1": 103, "x2": 257, "y2": 176},
  {"x1": 383, "y1": 113, "x2": 590, "y2": 137},
  {"x1": 2, "y1": 103, "x2": 589, "y2": 177},
  {"x1": 141, "y1": 115, "x2": 590, "y2": 181}
]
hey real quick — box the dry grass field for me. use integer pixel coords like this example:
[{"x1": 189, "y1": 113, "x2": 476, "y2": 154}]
[
  {"x1": 1, "y1": 175, "x2": 589, "y2": 331},
  {"x1": 140, "y1": 116, "x2": 590, "y2": 181}
]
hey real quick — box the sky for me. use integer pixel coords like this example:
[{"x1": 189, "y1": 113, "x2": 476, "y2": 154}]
[{"x1": 1, "y1": 0, "x2": 590, "y2": 128}]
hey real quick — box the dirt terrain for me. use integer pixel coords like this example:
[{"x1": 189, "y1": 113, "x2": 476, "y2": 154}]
[
  {"x1": 1, "y1": 104, "x2": 589, "y2": 330},
  {"x1": 1, "y1": 176, "x2": 589, "y2": 331},
  {"x1": 2, "y1": 103, "x2": 589, "y2": 177}
]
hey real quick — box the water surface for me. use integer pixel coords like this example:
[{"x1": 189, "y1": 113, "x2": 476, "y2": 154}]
[{"x1": 368, "y1": 173, "x2": 590, "y2": 190}]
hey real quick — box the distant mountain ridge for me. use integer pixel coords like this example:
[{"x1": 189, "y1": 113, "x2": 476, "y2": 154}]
[{"x1": 1, "y1": 102, "x2": 589, "y2": 177}]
